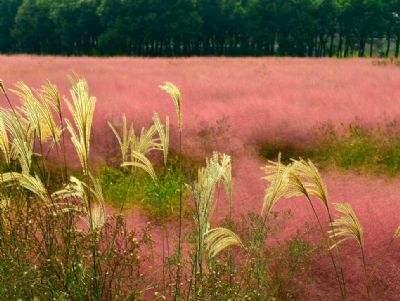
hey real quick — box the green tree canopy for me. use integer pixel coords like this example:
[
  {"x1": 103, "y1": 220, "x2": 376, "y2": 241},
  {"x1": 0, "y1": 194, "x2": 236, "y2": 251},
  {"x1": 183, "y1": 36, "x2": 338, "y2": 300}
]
[{"x1": 2, "y1": 0, "x2": 400, "y2": 57}]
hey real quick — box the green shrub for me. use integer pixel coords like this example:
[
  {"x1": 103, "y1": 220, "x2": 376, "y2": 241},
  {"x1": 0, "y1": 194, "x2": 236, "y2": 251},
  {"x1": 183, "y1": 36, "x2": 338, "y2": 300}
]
[
  {"x1": 99, "y1": 163, "x2": 185, "y2": 219},
  {"x1": 260, "y1": 124, "x2": 400, "y2": 175}
]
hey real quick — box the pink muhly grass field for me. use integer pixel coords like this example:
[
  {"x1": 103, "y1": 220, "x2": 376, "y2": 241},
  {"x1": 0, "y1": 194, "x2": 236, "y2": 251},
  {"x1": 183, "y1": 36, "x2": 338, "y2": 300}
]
[{"x1": 2, "y1": 55, "x2": 400, "y2": 299}]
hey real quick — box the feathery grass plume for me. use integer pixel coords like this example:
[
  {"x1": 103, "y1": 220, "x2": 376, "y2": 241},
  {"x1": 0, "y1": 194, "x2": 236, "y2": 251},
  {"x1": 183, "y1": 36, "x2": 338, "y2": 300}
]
[
  {"x1": 152, "y1": 113, "x2": 169, "y2": 165},
  {"x1": 160, "y1": 82, "x2": 184, "y2": 297},
  {"x1": 328, "y1": 203, "x2": 364, "y2": 249},
  {"x1": 88, "y1": 173, "x2": 105, "y2": 203},
  {"x1": 36, "y1": 82, "x2": 63, "y2": 145},
  {"x1": 219, "y1": 153, "x2": 233, "y2": 204},
  {"x1": 131, "y1": 124, "x2": 158, "y2": 155},
  {"x1": 191, "y1": 152, "x2": 240, "y2": 272},
  {"x1": 64, "y1": 78, "x2": 96, "y2": 175},
  {"x1": 329, "y1": 202, "x2": 370, "y2": 300},
  {"x1": 0, "y1": 109, "x2": 33, "y2": 174},
  {"x1": 285, "y1": 158, "x2": 348, "y2": 300},
  {"x1": 193, "y1": 152, "x2": 232, "y2": 227},
  {"x1": 52, "y1": 173, "x2": 104, "y2": 205},
  {"x1": 0, "y1": 197, "x2": 10, "y2": 209},
  {"x1": 122, "y1": 150, "x2": 157, "y2": 182},
  {"x1": 83, "y1": 202, "x2": 106, "y2": 232},
  {"x1": 0, "y1": 172, "x2": 49, "y2": 203},
  {"x1": 159, "y1": 82, "x2": 182, "y2": 131},
  {"x1": 52, "y1": 174, "x2": 106, "y2": 231},
  {"x1": 394, "y1": 226, "x2": 400, "y2": 239},
  {"x1": 39, "y1": 81, "x2": 62, "y2": 114},
  {"x1": 108, "y1": 115, "x2": 135, "y2": 163},
  {"x1": 261, "y1": 155, "x2": 291, "y2": 215},
  {"x1": 0, "y1": 115, "x2": 16, "y2": 165},
  {"x1": 204, "y1": 227, "x2": 244, "y2": 258},
  {"x1": 52, "y1": 176, "x2": 86, "y2": 201},
  {"x1": 11, "y1": 82, "x2": 61, "y2": 145},
  {"x1": 288, "y1": 159, "x2": 328, "y2": 207}
]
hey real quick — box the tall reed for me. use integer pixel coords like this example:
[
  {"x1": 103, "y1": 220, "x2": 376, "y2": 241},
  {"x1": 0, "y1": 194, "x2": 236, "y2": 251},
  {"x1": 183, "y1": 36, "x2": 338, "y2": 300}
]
[
  {"x1": 160, "y1": 82, "x2": 184, "y2": 299},
  {"x1": 188, "y1": 152, "x2": 243, "y2": 298},
  {"x1": 262, "y1": 157, "x2": 347, "y2": 300},
  {"x1": 329, "y1": 203, "x2": 370, "y2": 300}
]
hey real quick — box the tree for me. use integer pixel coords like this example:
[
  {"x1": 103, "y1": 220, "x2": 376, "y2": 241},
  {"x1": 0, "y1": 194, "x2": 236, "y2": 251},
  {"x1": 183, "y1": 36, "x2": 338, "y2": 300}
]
[
  {"x1": 50, "y1": 0, "x2": 102, "y2": 55},
  {"x1": 12, "y1": 0, "x2": 59, "y2": 54},
  {"x1": 0, "y1": 0, "x2": 22, "y2": 52},
  {"x1": 3, "y1": 0, "x2": 398, "y2": 57}
]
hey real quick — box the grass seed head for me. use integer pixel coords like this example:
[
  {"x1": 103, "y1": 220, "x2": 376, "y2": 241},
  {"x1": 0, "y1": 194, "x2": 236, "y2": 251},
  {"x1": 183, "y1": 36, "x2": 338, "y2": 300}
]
[{"x1": 328, "y1": 202, "x2": 364, "y2": 249}]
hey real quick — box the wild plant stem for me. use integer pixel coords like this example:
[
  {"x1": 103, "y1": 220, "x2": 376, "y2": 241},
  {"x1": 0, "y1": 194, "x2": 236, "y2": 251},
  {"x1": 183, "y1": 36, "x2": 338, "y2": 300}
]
[
  {"x1": 37, "y1": 136, "x2": 48, "y2": 184},
  {"x1": 162, "y1": 225, "x2": 166, "y2": 295},
  {"x1": 83, "y1": 160, "x2": 99, "y2": 300},
  {"x1": 0, "y1": 83, "x2": 20, "y2": 122},
  {"x1": 305, "y1": 195, "x2": 346, "y2": 301},
  {"x1": 119, "y1": 168, "x2": 136, "y2": 213},
  {"x1": 57, "y1": 105, "x2": 68, "y2": 183},
  {"x1": 326, "y1": 205, "x2": 347, "y2": 300},
  {"x1": 360, "y1": 246, "x2": 371, "y2": 301},
  {"x1": 87, "y1": 176, "x2": 100, "y2": 300},
  {"x1": 174, "y1": 129, "x2": 183, "y2": 300}
]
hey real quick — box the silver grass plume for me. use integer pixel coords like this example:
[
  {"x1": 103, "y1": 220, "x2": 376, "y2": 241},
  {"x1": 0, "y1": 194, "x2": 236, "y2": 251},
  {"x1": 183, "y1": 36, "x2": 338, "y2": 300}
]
[
  {"x1": 204, "y1": 227, "x2": 244, "y2": 258},
  {"x1": 53, "y1": 174, "x2": 106, "y2": 232},
  {"x1": 153, "y1": 113, "x2": 170, "y2": 165},
  {"x1": 261, "y1": 155, "x2": 292, "y2": 215},
  {"x1": 0, "y1": 109, "x2": 33, "y2": 174},
  {"x1": 131, "y1": 124, "x2": 158, "y2": 155},
  {"x1": 108, "y1": 115, "x2": 134, "y2": 163},
  {"x1": 328, "y1": 203, "x2": 364, "y2": 249},
  {"x1": 0, "y1": 114, "x2": 16, "y2": 165},
  {"x1": 122, "y1": 150, "x2": 157, "y2": 182},
  {"x1": 64, "y1": 78, "x2": 96, "y2": 175},
  {"x1": 394, "y1": 226, "x2": 400, "y2": 239},
  {"x1": 0, "y1": 172, "x2": 49, "y2": 203},
  {"x1": 288, "y1": 159, "x2": 329, "y2": 207},
  {"x1": 191, "y1": 152, "x2": 241, "y2": 267},
  {"x1": 160, "y1": 82, "x2": 183, "y2": 131},
  {"x1": 11, "y1": 82, "x2": 61, "y2": 145}
]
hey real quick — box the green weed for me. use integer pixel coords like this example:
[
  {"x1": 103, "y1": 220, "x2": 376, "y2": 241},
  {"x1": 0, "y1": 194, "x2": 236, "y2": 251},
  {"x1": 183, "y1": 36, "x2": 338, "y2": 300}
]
[
  {"x1": 99, "y1": 162, "x2": 186, "y2": 219},
  {"x1": 260, "y1": 124, "x2": 400, "y2": 175}
]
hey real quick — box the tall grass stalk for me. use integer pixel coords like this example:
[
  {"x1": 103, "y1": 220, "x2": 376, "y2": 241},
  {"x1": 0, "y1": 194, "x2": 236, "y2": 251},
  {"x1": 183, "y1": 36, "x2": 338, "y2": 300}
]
[
  {"x1": 41, "y1": 82, "x2": 68, "y2": 183},
  {"x1": 188, "y1": 152, "x2": 243, "y2": 298},
  {"x1": 289, "y1": 159, "x2": 347, "y2": 300},
  {"x1": 0, "y1": 80, "x2": 22, "y2": 125},
  {"x1": 160, "y1": 82, "x2": 184, "y2": 299},
  {"x1": 262, "y1": 157, "x2": 347, "y2": 300},
  {"x1": 64, "y1": 77, "x2": 100, "y2": 298},
  {"x1": 329, "y1": 203, "x2": 370, "y2": 300}
]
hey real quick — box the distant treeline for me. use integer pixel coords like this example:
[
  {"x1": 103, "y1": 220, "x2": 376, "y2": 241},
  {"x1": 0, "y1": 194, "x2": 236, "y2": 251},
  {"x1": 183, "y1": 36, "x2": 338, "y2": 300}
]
[{"x1": 1, "y1": 0, "x2": 400, "y2": 57}]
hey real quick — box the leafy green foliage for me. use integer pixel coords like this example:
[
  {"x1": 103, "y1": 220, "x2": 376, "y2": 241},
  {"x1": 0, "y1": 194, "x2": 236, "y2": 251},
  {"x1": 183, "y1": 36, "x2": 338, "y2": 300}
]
[
  {"x1": 2, "y1": 0, "x2": 400, "y2": 57},
  {"x1": 145, "y1": 165, "x2": 184, "y2": 219},
  {"x1": 99, "y1": 166, "x2": 144, "y2": 206},
  {"x1": 188, "y1": 212, "x2": 316, "y2": 300},
  {"x1": 99, "y1": 163, "x2": 185, "y2": 219},
  {"x1": 260, "y1": 124, "x2": 400, "y2": 175},
  {"x1": 311, "y1": 125, "x2": 378, "y2": 170},
  {"x1": 0, "y1": 198, "x2": 146, "y2": 300}
]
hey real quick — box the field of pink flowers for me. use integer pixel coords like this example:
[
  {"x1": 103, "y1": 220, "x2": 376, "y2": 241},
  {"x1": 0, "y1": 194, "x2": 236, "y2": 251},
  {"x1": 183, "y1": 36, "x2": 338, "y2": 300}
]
[{"x1": 2, "y1": 55, "x2": 400, "y2": 299}]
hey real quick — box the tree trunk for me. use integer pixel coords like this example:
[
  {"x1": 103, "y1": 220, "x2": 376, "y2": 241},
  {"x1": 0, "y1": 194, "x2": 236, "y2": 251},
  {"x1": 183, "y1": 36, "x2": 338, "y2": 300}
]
[
  {"x1": 329, "y1": 33, "x2": 335, "y2": 57},
  {"x1": 386, "y1": 33, "x2": 391, "y2": 57},
  {"x1": 338, "y1": 33, "x2": 343, "y2": 57},
  {"x1": 358, "y1": 35, "x2": 365, "y2": 57},
  {"x1": 344, "y1": 37, "x2": 349, "y2": 57},
  {"x1": 369, "y1": 36, "x2": 373, "y2": 57}
]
